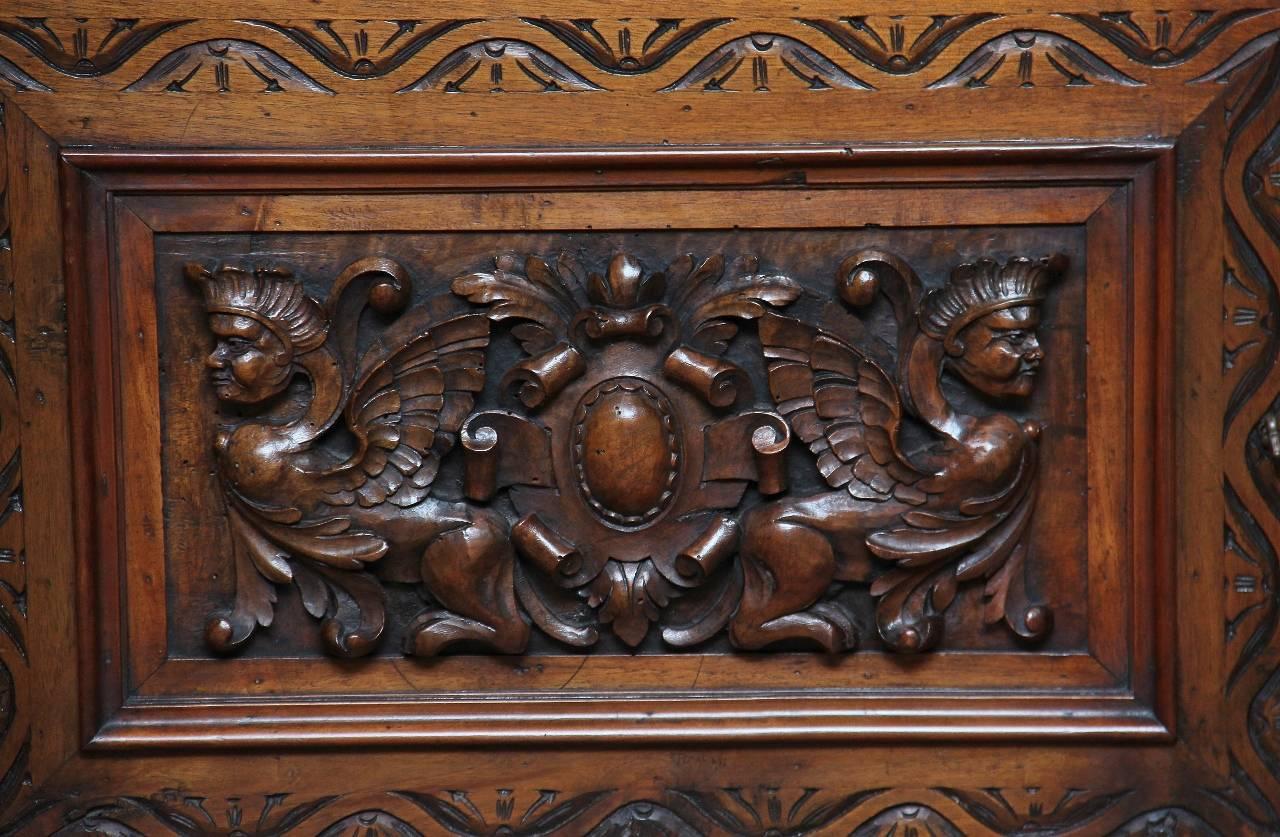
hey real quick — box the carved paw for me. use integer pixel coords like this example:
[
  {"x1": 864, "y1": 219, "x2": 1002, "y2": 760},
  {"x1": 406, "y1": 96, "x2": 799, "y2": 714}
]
[
  {"x1": 404, "y1": 608, "x2": 530, "y2": 656},
  {"x1": 732, "y1": 601, "x2": 859, "y2": 653}
]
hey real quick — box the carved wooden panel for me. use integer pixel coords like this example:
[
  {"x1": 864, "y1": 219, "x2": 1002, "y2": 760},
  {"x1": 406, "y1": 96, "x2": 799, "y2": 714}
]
[
  {"x1": 166, "y1": 231, "x2": 1083, "y2": 659},
  {"x1": 0, "y1": 1, "x2": 1278, "y2": 834}
]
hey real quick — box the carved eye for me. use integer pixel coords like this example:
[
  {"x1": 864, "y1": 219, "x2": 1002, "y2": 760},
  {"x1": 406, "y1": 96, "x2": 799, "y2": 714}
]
[
  {"x1": 224, "y1": 337, "x2": 253, "y2": 354},
  {"x1": 1000, "y1": 330, "x2": 1026, "y2": 346}
]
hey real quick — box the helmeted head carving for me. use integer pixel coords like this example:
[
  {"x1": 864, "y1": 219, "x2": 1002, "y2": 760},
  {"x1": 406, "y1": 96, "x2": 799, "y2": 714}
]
[
  {"x1": 186, "y1": 263, "x2": 328, "y2": 403},
  {"x1": 920, "y1": 255, "x2": 1064, "y2": 398}
]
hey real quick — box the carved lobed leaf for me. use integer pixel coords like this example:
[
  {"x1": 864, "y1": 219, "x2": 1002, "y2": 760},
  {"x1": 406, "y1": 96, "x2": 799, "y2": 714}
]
[
  {"x1": 451, "y1": 254, "x2": 579, "y2": 344},
  {"x1": 669, "y1": 254, "x2": 802, "y2": 353},
  {"x1": 866, "y1": 446, "x2": 1045, "y2": 652}
]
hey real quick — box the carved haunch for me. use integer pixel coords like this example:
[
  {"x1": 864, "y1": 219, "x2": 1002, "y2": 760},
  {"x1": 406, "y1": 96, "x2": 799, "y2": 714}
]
[{"x1": 189, "y1": 247, "x2": 1065, "y2": 656}]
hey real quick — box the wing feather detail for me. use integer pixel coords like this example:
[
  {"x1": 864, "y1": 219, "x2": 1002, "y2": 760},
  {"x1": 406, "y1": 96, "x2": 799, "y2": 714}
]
[
  {"x1": 321, "y1": 312, "x2": 489, "y2": 508},
  {"x1": 760, "y1": 312, "x2": 927, "y2": 502}
]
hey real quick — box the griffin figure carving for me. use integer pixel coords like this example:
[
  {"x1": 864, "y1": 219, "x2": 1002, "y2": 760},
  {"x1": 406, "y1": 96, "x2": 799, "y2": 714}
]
[
  {"x1": 730, "y1": 251, "x2": 1066, "y2": 653},
  {"x1": 187, "y1": 258, "x2": 529, "y2": 658}
]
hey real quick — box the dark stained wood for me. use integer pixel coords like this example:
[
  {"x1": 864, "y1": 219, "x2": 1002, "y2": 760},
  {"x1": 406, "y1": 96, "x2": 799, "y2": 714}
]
[{"x1": 0, "y1": 3, "x2": 1276, "y2": 835}]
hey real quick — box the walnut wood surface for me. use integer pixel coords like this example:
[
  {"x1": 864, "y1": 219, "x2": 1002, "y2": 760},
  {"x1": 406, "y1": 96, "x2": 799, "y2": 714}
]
[{"x1": 0, "y1": 2, "x2": 1276, "y2": 835}]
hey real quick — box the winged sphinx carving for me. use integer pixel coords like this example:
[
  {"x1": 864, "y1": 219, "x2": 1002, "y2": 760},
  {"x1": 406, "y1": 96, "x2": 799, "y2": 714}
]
[
  {"x1": 732, "y1": 251, "x2": 1064, "y2": 653},
  {"x1": 187, "y1": 247, "x2": 1066, "y2": 657},
  {"x1": 187, "y1": 259, "x2": 527, "y2": 657}
]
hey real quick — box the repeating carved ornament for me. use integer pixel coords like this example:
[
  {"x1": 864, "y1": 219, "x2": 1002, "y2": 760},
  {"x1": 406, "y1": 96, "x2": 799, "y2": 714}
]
[{"x1": 187, "y1": 245, "x2": 1065, "y2": 657}]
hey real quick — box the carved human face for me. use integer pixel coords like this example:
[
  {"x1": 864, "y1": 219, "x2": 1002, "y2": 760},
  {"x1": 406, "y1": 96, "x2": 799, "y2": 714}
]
[
  {"x1": 204, "y1": 313, "x2": 293, "y2": 403},
  {"x1": 950, "y1": 305, "x2": 1044, "y2": 398}
]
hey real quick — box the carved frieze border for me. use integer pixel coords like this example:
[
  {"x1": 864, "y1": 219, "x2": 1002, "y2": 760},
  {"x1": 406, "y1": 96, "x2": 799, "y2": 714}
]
[
  {"x1": 0, "y1": 16, "x2": 1276, "y2": 837},
  {"x1": 0, "y1": 785, "x2": 1220, "y2": 836},
  {"x1": 0, "y1": 12, "x2": 1276, "y2": 95}
]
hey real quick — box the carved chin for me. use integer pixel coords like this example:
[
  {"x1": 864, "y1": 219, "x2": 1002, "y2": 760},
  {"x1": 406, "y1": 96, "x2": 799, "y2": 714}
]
[
  {"x1": 962, "y1": 369, "x2": 1037, "y2": 399},
  {"x1": 994, "y1": 371, "x2": 1037, "y2": 398},
  {"x1": 212, "y1": 379, "x2": 260, "y2": 404}
]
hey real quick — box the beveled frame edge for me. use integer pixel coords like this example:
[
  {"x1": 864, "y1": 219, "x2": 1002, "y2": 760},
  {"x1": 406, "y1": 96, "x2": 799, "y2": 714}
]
[
  {"x1": 0, "y1": 43, "x2": 1275, "y2": 837},
  {"x1": 56, "y1": 146, "x2": 1167, "y2": 750}
]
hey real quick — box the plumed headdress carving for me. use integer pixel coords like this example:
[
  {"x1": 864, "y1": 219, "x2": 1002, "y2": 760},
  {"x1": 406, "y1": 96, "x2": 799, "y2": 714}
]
[
  {"x1": 185, "y1": 263, "x2": 328, "y2": 354},
  {"x1": 920, "y1": 255, "x2": 1066, "y2": 355}
]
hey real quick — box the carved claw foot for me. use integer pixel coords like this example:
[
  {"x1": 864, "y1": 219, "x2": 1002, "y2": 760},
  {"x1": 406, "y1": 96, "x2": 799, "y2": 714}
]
[
  {"x1": 413, "y1": 509, "x2": 531, "y2": 655},
  {"x1": 730, "y1": 601, "x2": 859, "y2": 653},
  {"x1": 404, "y1": 608, "x2": 529, "y2": 656}
]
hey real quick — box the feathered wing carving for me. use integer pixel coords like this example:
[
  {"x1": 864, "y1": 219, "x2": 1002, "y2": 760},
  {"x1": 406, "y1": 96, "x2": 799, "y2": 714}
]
[
  {"x1": 753, "y1": 309, "x2": 1050, "y2": 653},
  {"x1": 202, "y1": 276, "x2": 496, "y2": 658},
  {"x1": 317, "y1": 313, "x2": 490, "y2": 509},
  {"x1": 760, "y1": 312, "x2": 929, "y2": 504}
]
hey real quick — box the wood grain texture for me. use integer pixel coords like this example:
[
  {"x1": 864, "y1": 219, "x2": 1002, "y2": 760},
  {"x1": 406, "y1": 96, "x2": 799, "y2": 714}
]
[
  {"x1": 0, "y1": 10, "x2": 1274, "y2": 97},
  {"x1": 0, "y1": 1, "x2": 1275, "y2": 834}
]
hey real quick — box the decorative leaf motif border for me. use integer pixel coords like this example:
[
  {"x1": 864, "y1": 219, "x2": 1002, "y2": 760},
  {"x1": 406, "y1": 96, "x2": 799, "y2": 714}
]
[
  {"x1": 0, "y1": 10, "x2": 1276, "y2": 837},
  {"x1": 0, "y1": 785, "x2": 1161, "y2": 835},
  {"x1": 0, "y1": 13, "x2": 1273, "y2": 94},
  {"x1": 0, "y1": 784, "x2": 1239, "y2": 834},
  {"x1": 1212, "y1": 38, "x2": 1280, "y2": 837}
]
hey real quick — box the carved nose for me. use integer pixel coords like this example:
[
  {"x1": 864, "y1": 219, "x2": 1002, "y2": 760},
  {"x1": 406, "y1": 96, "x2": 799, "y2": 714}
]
[{"x1": 205, "y1": 352, "x2": 226, "y2": 369}]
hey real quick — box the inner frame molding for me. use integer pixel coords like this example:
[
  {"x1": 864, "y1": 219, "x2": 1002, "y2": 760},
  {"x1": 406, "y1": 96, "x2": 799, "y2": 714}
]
[
  {"x1": 0, "y1": 5, "x2": 1274, "y2": 832},
  {"x1": 61, "y1": 145, "x2": 1173, "y2": 749}
]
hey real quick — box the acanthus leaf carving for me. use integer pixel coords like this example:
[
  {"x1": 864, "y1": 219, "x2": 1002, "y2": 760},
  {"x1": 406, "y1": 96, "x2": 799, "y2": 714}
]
[
  {"x1": 192, "y1": 244, "x2": 1063, "y2": 657},
  {"x1": 189, "y1": 259, "x2": 527, "y2": 657},
  {"x1": 732, "y1": 252, "x2": 1063, "y2": 653},
  {"x1": 451, "y1": 250, "x2": 799, "y2": 648}
]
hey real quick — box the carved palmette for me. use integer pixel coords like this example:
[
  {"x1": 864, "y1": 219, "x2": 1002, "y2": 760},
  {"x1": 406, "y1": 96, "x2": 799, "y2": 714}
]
[{"x1": 192, "y1": 246, "x2": 1061, "y2": 657}]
